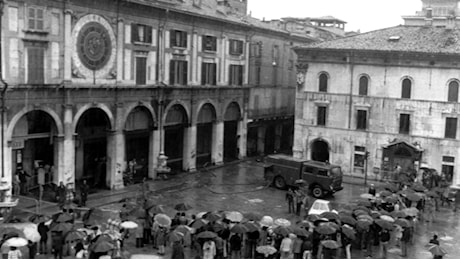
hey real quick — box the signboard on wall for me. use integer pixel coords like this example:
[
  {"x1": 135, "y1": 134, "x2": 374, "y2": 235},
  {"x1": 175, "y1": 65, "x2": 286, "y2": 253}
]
[{"x1": 11, "y1": 139, "x2": 24, "y2": 150}]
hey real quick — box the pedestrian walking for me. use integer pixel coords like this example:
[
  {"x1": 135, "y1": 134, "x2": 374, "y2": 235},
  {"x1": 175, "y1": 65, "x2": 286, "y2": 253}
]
[
  {"x1": 401, "y1": 226, "x2": 411, "y2": 257},
  {"x1": 286, "y1": 188, "x2": 295, "y2": 214},
  {"x1": 38, "y1": 221, "x2": 49, "y2": 254},
  {"x1": 295, "y1": 189, "x2": 304, "y2": 216},
  {"x1": 135, "y1": 218, "x2": 145, "y2": 248},
  {"x1": 80, "y1": 180, "x2": 89, "y2": 207},
  {"x1": 454, "y1": 190, "x2": 460, "y2": 212},
  {"x1": 293, "y1": 234, "x2": 303, "y2": 259},
  {"x1": 428, "y1": 235, "x2": 445, "y2": 259},
  {"x1": 203, "y1": 239, "x2": 216, "y2": 259},
  {"x1": 229, "y1": 234, "x2": 242, "y2": 259},
  {"x1": 279, "y1": 234, "x2": 294, "y2": 259},
  {"x1": 425, "y1": 196, "x2": 436, "y2": 223},
  {"x1": 65, "y1": 183, "x2": 75, "y2": 206},
  {"x1": 7, "y1": 247, "x2": 22, "y2": 259},
  {"x1": 380, "y1": 229, "x2": 390, "y2": 259},
  {"x1": 51, "y1": 231, "x2": 64, "y2": 259},
  {"x1": 28, "y1": 240, "x2": 37, "y2": 259},
  {"x1": 171, "y1": 240, "x2": 185, "y2": 259},
  {"x1": 156, "y1": 227, "x2": 166, "y2": 255},
  {"x1": 301, "y1": 236, "x2": 312, "y2": 259},
  {"x1": 56, "y1": 182, "x2": 66, "y2": 209},
  {"x1": 368, "y1": 184, "x2": 376, "y2": 196},
  {"x1": 245, "y1": 228, "x2": 259, "y2": 258},
  {"x1": 17, "y1": 166, "x2": 30, "y2": 195}
]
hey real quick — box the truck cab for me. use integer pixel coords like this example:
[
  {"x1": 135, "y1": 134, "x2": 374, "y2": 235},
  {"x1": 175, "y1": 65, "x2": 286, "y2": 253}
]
[{"x1": 263, "y1": 154, "x2": 343, "y2": 198}]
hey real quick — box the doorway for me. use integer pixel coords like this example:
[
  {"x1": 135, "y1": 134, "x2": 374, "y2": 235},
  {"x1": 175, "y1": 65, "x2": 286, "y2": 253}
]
[{"x1": 311, "y1": 139, "x2": 330, "y2": 162}]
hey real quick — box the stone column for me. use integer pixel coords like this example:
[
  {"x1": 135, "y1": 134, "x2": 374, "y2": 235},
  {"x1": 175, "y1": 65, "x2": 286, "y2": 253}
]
[
  {"x1": 238, "y1": 114, "x2": 247, "y2": 159},
  {"x1": 107, "y1": 130, "x2": 125, "y2": 190},
  {"x1": 150, "y1": 128, "x2": 161, "y2": 179},
  {"x1": 182, "y1": 125, "x2": 197, "y2": 172},
  {"x1": 293, "y1": 63, "x2": 309, "y2": 159},
  {"x1": 191, "y1": 32, "x2": 198, "y2": 85},
  {"x1": 212, "y1": 120, "x2": 224, "y2": 165},
  {"x1": 63, "y1": 9, "x2": 73, "y2": 81},
  {"x1": 59, "y1": 104, "x2": 75, "y2": 186},
  {"x1": 257, "y1": 125, "x2": 266, "y2": 156}
]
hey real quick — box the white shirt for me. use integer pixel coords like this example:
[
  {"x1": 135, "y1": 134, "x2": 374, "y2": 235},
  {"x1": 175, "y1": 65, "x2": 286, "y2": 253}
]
[{"x1": 280, "y1": 237, "x2": 293, "y2": 252}]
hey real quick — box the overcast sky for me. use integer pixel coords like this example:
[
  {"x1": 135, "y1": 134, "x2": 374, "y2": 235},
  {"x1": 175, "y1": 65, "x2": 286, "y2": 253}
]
[{"x1": 247, "y1": 0, "x2": 421, "y2": 32}]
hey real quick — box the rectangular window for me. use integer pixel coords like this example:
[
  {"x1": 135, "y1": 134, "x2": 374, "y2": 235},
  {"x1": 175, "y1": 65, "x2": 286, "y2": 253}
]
[
  {"x1": 202, "y1": 36, "x2": 217, "y2": 52},
  {"x1": 317, "y1": 106, "x2": 327, "y2": 126},
  {"x1": 170, "y1": 30, "x2": 187, "y2": 48},
  {"x1": 229, "y1": 65, "x2": 243, "y2": 86},
  {"x1": 250, "y1": 42, "x2": 261, "y2": 57},
  {"x1": 357, "y1": 110, "x2": 368, "y2": 130},
  {"x1": 229, "y1": 39, "x2": 244, "y2": 55},
  {"x1": 201, "y1": 62, "x2": 217, "y2": 85},
  {"x1": 27, "y1": 47, "x2": 45, "y2": 84},
  {"x1": 354, "y1": 146, "x2": 365, "y2": 168},
  {"x1": 272, "y1": 45, "x2": 280, "y2": 65},
  {"x1": 28, "y1": 7, "x2": 44, "y2": 31},
  {"x1": 445, "y1": 117, "x2": 457, "y2": 139},
  {"x1": 169, "y1": 60, "x2": 188, "y2": 85},
  {"x1": 135, "y1": 56, "x2": 147, "y2": 85},
  {"x1": 131, "y1": 24, "x2": 153, "y2": 44},
  {"x1": 399, "y1": 113, "x2": 410, "y2": 134},
  {"x1": 442, "y1": 156, "x2": 455, "y2": 183}
]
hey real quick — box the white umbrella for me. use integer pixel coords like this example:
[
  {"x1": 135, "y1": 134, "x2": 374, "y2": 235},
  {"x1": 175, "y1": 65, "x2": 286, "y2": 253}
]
[
  {"x1": 225, "y1": 211, "x2": 243, "y2": 222},
  {"x1": 380, "y1": 215, "x2": 395, "y2": 223},
  {"x1": 260, "y1": 216, "x2": 274, "y2": 227},
  {"x1": 196, "y1": 212, "x2": 208, "y2": 219},
  {"x1": 274, "y1": 218, "x2": 291, "y2": 227},
  {"x1": 120, "y1": 221, "x2": 138, "y2": 229},
  {"x1": 3, "y1": 237, "x2": 28, "y2": 247}
]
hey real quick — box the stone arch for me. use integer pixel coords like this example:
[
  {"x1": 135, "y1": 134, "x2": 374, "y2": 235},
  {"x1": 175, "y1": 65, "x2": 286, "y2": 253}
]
[
  {"x1": 318, "y1": 71, "x2": 330, "y2": 92},
  {"x1": 163, "y1": 100, "x2": 190, "y2": 126},
  {"x1": 6, "y1": 106, "x2": 64, "y2": 141},
  {"x1": 72, "y1": 103, "x2": 114, "y2": 134},
  {"x1": 310, "y1": 138, "x2": 330, "y2": 162},
  {"x1": 122, "y1": 102, "x2": 157, "y2": 129},
  {"x1": 194, "y1": 99, "x2": 220, "y2": 124},
  {"x1": 223, "y1": 101, "x2": 242, "y2": 121},
  {"x1": 446, "y1": 78, "x2": 460, "y2": 102},
  {"x1": 357, "y1": 73, "x2": 370, "y2": 96}
]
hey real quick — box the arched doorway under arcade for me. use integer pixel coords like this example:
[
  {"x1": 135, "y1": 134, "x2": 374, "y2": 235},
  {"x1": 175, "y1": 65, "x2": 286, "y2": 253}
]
[
  {"x1": 223, "y1": 102, "x2": 241, "y2": 162},
  {"x1": 10, "y1": 110, "x2": 59, "y2": 197},
  {"x1": 75, "y1": 108, "x2": 111, "y2": 190},
  {"x1": 196, "y1": 103, "x2": 216, "y2": 167},
  {"x1": 311, "y1": 139, "x2": 330, "y2": 162},
  {"x1": 164, "y1": 104, "x2": 188, "y2": 172},
  {"x1": 124, "y1": 106, "x2": 154, "y2": 183}
]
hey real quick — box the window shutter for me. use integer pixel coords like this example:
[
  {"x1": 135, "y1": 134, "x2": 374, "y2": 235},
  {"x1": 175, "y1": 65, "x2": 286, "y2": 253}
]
[
  {"x1": 201, "y1": 63, "x2": 206, "y2": 85},
  {"x1": 146, "y1": 26, "x2": 152, "y2": 43},
  {"x1": 131, "y1": 24, "x2": 138, "y2": 42},
  {"x1": 182, "y1": 61, "x2": 188, "y2": 85},
  {"x1": 212, "y1": 63, "x2": 217, "y2": 85},
  {"x1": 169, "y1": 60, "x2": 175, "y2": 85},
  {"x1": 238, "y1": 65, "x2": 243, "y2": 85},
  {"x1": 170, "y1": 30, "x2": 176, "y2": 47}
]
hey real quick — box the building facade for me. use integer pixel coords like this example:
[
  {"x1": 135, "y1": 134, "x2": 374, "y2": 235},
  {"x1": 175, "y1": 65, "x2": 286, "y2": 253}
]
[
  {"x1": 0, "y1": 0, "x2": 316, "y2": 196},
  {"x1": 403, "y1": 0, "x2": 460, "y2": 27},
  {"x1": 294, "y1": 25, "x2": 460, "y2": 186}
]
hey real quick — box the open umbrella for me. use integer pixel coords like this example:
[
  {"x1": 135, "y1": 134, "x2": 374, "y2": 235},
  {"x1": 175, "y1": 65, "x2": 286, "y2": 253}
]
[
  {"x1": 2, "y1": 237, "x2": 28, "y2": 247},
  {"x1": 204, "y1": 212, "x2": 222, "y2": 222},
  {"x1": 175, "y1": 225, "x2": 193, "y2": 235},
  {"x1": 379, "y1": 190, "x2": 393, "y2": 197},
  {"x1": 306, "y1": 215, "x2": 320, "y2": 223},
  {"x1": 297, "y1": 220, "x2": 314, "y2": 229},
  {"x1": 196, "y1": 231, "x2": 217, "y2": 239},
  {"x1": 190, "y1": 218, "x2": 209, "y2": 229},
  {"x1": 370, "y1": 211, "x2": 381, "y2": 219},
  {"x1": 174, "y1": 203, "x2": 193, "y2": 211},
  {"x1": 354, "y1": 206, "x2": 370, "y2": 213},
  {"x1": 154, "y1": 214, "x2": 172, "y2": 227},
  {"x1": 50, "y1": 222, "x2": 73, "y2": 234},
  {"x1": 384, "y1": 196, "x2": 399, "y2": 204},
  {"x1": 319, "y1": 212, "x2": 340, "y2": 222},
  {"x1": 360, "y1": 193, "x2": 375, "y2": 200},
  {"x1": 383, "y1": 183, "x2": 399, "y2": 192},
  {"x1": 340, "y1": 216, "x2": 357, "y2": 226},
  {"x1": 92, "y1": 240, "x2": 115, "y2": 253},
  {"x1": 412, "y1": 183, "x2": 426, "y2": 192},
  {"x1": 321, "y1": 239, "x2": 340, "y2": 249},
  {"x1": 168, "y1": 231, "x2": 184, "y2": 243},
  {"x1": 273, "y1": 226, "x2": 293, "y2": 236},
  {"x1": 225, "y1": 211, "x2": 243, "y2": 222},
  {"x1": 29, "y1": 214, "x2": 50, "y2": 224},
  {"x1": 427, "y1": 243, "x2": 447, "y2": 257},
  {"x1": 260, "y1": 216, "x2": 274, "y2": 227},
  {"x1": 341, "y1": 225, "x2": 356, "y2": 240},
  {"x1": 231, "y1": 223, "x2": 249, "y2": 234},
  {"x1": 374, "y1": 219, "x2": 394, "y2": 230},
  {"x1": 405, "y1": 192, "x2": 422, "y2": 202},
  {"x1": 144, "y1": 200, "x2": 157, "y2": 210},
  {"x1": 244, "y1": 212, "x2": 263, "y2": 221},
  {"x1": 391, "y1": 211, "x2": 407, "y2": 219},
  {"x1": 357, "y1": 214, "x2": 373, "y2": 223},
  {"x1": 274, "y1": 218, "x2": 291, "y2": 227},
  {"x1": 380, "y1": 215, "x2": 395, "y2": 223},
  {"x1": 292, "y1": 227, "x2": 310, "y2": 237},
  {"x1": 148, "y1": 205, "x2": 166, "y2": 215},
  {"x1": 426, "y1": 191, "x2": 440, "y2": 198},
  {"x1": 120, "y1": 221, "x2": 138, "y2": 229},
  {"x1": 315, "y1": 225, "x2": 336, "y2": 235},
  {"x1": 244, "y1": 222, "x2": 260, "y2": 233},
  {"x1": 394, "y1": 219, "x2": 412, "y2": 228},
  {"x1": 357, "y1": 200, "x2": 372, "y2": 208},
  {"x1": 256, "y1": 245, "x2": 277, "y2": 257},
  {"x1": 356, "y1": 219, "x2": 372, "y2": 231},
  {"x1": 65, "y1": 230, "x2": 86, "y2": 242},
  {"x1": 56, "y1": 213, "x2": 73, "y2": 223},
  {"x1": 130, "y1": 208, "x2": 146, "y2": 219},
  {"x1": 402, "y1": 207, "x2": 419, "y2": 217}
]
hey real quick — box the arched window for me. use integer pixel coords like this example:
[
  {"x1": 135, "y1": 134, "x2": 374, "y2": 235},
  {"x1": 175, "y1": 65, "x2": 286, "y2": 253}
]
[
  {"x1": 401, "y1": 78, "x2": 412, "y2": 99},
  {"x1": 359, "y1": 76, "x2": 368, "y2": 96},
  {"x1": 448, "y1": 81, "x2": 459, "y2": 102},
  {"x1": 319, "y1": 73, "x2": 328, "y2": 92}
]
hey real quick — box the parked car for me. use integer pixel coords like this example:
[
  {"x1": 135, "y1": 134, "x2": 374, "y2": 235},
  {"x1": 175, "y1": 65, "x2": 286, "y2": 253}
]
[{"x1": 308, "y1": 199, "x2": 331, "y2": 215}]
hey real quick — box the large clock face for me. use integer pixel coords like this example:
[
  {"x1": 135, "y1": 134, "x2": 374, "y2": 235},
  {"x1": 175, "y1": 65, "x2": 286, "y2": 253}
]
[{"x1": 77, "y1": 22, "x2": 112, "y2": 70}]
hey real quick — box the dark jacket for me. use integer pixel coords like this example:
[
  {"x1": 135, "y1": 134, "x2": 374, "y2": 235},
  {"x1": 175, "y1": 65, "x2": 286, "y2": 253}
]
[
  {"x1": 229, "y1": 234, "x2": 242, "y2": 251},
  {"x1": 380, "y1": 230, "x2": 390, "y2": 243},
  {"x1": 171, "y1": 241, "x2": 185, "y2": 259},
  {"x1": 401, "y1": 228, "x2": 411, "y2": 242},
  {"x1": 38, "y1": 222, "x2": 49, "y2": 239}
]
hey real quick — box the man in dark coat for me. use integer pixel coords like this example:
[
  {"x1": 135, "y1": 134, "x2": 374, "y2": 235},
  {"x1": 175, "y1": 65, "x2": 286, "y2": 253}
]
[
  {"x1": 80, "y1": 180, "x2": 90, "y2": 206},
  {"x1": 51, "y1": 231, "x2": 63, "y2": 259},
  {"x1": 17, "y1": 167, "x2": 30, "y2": 195},
  {"x1": 401, "y1": 227, "x2": 411, "y2": 257},
  {"x1": 56, "y1": 182, "x2": 66, "y2": 209},
  {"x1": 171, "y1": 241, "x2": 185, "y2": 259},
  {"x1": 37, "y1": 222, "x2": 49, "y2": 254}
]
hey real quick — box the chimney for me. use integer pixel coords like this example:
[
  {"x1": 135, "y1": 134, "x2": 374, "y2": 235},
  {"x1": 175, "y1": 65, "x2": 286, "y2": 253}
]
[{"x1": 425, "y1": 7, "x2": 433, "y2": 26}]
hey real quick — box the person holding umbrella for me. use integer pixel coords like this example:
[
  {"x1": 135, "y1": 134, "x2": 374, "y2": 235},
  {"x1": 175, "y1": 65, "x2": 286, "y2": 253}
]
[
  {"x1": 380, "y1": 229, "x2": 390, "y2": 258},
  {"x1": 171, "y1": 240, "x2": 185, "y2": 259},
  {"x1": 37, "y1": 221, "x2": 49, "y2": 255},
  {"x1": 203, "y1": 238, "x2": 216, "y2": 259},
  {"x1": 280, "y1": 233, "x2": 294, "y2": 259},
  {"x1": 229, "y1": 233, "x2": 242, "y2": 259},
  {"x1": 7, "y1": 246, "x2": 21, "y2": 259},
  {"x1": 80, "y1": 180, "x2": 89, "y2": 207},
  {"x1": 156, "y1": 226, "x2": 167, "y2": 255}
]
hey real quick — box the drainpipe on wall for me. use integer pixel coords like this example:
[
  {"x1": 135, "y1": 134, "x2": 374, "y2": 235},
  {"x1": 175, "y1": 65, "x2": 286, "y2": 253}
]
[{"x1": 0, "y1": 0, "x2": 8, "y2": 183}]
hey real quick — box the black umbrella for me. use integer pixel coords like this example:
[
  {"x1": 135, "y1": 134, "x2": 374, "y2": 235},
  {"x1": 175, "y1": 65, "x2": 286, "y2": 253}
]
[
  {"x1": 292, "y1": 227, "x2": 310, "y2": 237},
  {"x1": 196, "y1": 231, "x2": 217, "y2": 239},
  {"x1": 321, "y1": 239, "x2": 340, "y2": 249},
  {"x1": 230, "y1": 223, "x2": 249, "y2": 234},
  {"x1": 204, "y1": 212, "x2": 222, "y2": 222},
  {"x1": 244, "y1": 212, "x2": 263, "y2": 221},
  {"x1": 391, "y1": 211, "x2": 407, "y2": 219},
  {"x1": 273, "y1": 226, "x2": 293, "y2": 236},
  {"x1": 190, "y1": 218, "x2": 208, "y2": 229},
  {"x1": 244, "y1": 222, "x2": 260, "y2": 233},
  {"x1": 374, "y1": 219, "x2": 394, "y2": 230},
  {"x1": 91, "y1": 240, "x2": 115, "y2": 253},
  {"x1": 174, "y1": 203, "x2": 193, "y2": 211},
  {"x1": 319, "y1": 212, "x2": 340, "y2": 222},
  {"x1": 383, "y1": 183, "x2": 399, "y2": 192},
  {"x1": 394, "y1": 219, "x2": 412, "y2": 228},
  {"x1": 29, "y1": 214, "x2": 51, "y2": 224},
  {"x1": 379, "y1": 190, "x2": 393, "y2": 197},
  {"x1": 340, "y1": 215, "x2": 357, "y2": 226},
  {"x1": 315, "y1": 225, "x2": 336, "y2": 235},
  {"x1": 50, "y1": 222, "x2": 73, "y2": 233},
  {"x1": 341, "y1": 225, "x2": 356, "y2": 240}
]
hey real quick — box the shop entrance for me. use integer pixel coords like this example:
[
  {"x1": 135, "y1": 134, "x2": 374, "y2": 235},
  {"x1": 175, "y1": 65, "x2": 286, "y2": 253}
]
[
  {"x1": 75, "y1": 108, "x2": 110, "y2": 190},
  {"x1": 224, "y1": 102, "x2": 241, "y2": 161},
  {"x1": 164, "y1": 104, "x2": 188, "y2": 172},
  {"x1": 196, "y1": 104, "x2": 216, "y2": 167},
  {"x1": 311, "y1": 139, "x2": 330, "y2": 162}
]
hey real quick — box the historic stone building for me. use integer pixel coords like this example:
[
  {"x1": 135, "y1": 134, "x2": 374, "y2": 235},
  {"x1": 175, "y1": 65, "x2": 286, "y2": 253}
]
[
  {"x1": 294, "y1": 25, "x2": 460, "y2": 186},
  {"x1": 0, "y1": 0, "x2": 317, "y2": 196},
  {"x1": 403, "y1": 0, "x2": 460, "y2": 27}
]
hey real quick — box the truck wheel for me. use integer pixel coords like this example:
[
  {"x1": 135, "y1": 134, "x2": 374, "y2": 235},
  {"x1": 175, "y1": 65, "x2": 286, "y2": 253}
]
[
  {"x1": 312, "y1": 185, "x2": 324, "y2": 198},
  {"x1": 274, "y1": 176, "x2": 287, "y2": 190}
]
